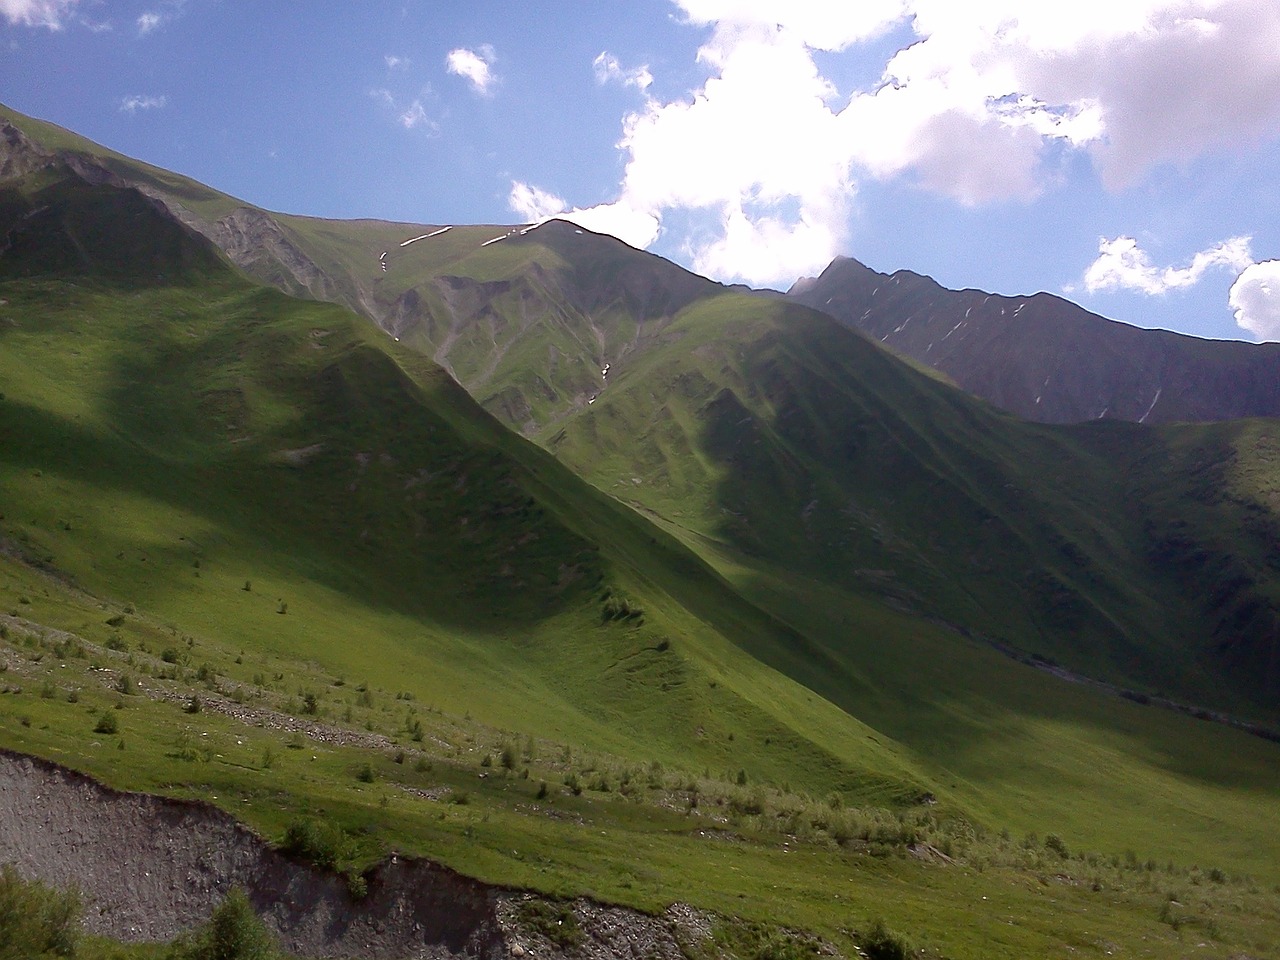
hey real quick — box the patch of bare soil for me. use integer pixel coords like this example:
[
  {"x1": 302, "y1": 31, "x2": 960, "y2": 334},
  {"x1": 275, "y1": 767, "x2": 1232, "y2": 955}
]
[{"x1": 0, "y1": 748, "x2": 712, "y2": 960}]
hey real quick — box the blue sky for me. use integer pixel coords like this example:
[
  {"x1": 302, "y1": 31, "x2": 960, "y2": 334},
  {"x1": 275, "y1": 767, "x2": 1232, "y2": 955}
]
[{"x1": 4, "y1": 0, "x2": 1280, "y2": 341}]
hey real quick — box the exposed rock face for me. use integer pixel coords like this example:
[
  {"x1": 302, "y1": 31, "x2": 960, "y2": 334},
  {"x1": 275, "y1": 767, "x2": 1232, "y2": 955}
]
[
  {"x1": 788, "y1": 256, "x2": 1280, "y2": 425},
  {"x1": 206, "y1": 206, "x2": 342, "y2": 305},
  {"x1": 0, "y1": 749, "x2": 710, "y2": 960},
  {"x1": 0, "y1": 121, "x2": 339, "y2": 313}
]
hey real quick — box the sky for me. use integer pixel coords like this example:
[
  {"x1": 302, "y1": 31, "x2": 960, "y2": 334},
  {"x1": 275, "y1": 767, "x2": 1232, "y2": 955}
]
[{"x1": 4, "y1": 1, "x2": 1280, "y2": 341}]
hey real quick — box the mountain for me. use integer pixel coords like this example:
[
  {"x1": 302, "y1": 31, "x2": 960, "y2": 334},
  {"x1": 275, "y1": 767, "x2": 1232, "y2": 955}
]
[
  {"x1": 8, "y1": 104, "x2": 1280, "y2": 719},
  {"x1": 4, "y1": 104, "x2": 1280, "y2": 959},
  {"x1": 9, "y1": 102, "x2": 1280, "y2": 716},
  {"x1": 787, "y1": 255, "x2": 1280, "y2": 425}
]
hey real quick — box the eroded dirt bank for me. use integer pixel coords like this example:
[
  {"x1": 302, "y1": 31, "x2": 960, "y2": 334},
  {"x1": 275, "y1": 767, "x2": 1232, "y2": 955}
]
[{"x1": 0, "y1": 748, "x2": 709, "y2": 959}]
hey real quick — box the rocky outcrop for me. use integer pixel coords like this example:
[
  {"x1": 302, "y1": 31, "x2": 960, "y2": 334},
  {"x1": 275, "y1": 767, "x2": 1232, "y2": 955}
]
[{"x1": 0, "y1": 748, "x2": 710, "y2": 959}]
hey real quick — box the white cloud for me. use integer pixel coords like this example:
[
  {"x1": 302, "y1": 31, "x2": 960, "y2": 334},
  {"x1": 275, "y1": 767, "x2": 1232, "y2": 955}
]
[
  {"x1": 1229, "y1": 260, "x2": 1280, "y2": 341},
  {"x1": 508, "y1": 181, "x2": 660, "y2": 249},
  {"x1": 0, "y1": 0, "x2": 78, "y2": 29},
  {"x1": 384, "y1": 54, "x2": 408, "y2": 70},
  {"x1": 446, "y1": 45, "x2": 497, "y2": 96},
  {"x1": 119, "y1": 94, "x2": 167, "y2": 113},
  {"x1": 136, "y1": 11, "x2": 160, "y2": 34},
  {"x1": 593, "y1": 52, "x2": 653, "y2": 91},
  {"x1": 519, "y1": 0, "x2": 1280, "y2": 287},
  {"x1": 558, "y1": 200, "x2": 661, "y2": 250},
  {"x1": 509, "y1": 181, "x2": 567, "y2": 222},
  {"x1": 1082, "y1": 236, "x2": 1254, "y2": 295}
]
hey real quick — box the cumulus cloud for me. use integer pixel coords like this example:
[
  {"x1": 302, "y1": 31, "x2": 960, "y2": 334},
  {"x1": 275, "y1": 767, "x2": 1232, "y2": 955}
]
[
  {"x1": 509, "y1": 181, "x2": 567, "y2": 222},
  {"x1": 593, "y1": 52, "x2": 653, "y2": 91},
  {"x1": 119, "y1": 94, "x2": 167, "y2": 113},
  {"x1": 0, "y1": 0, "x2": 78, "y2": 28},
  {"x1": 1229, "y1": 260, "x2": 1280, "y2": 341},
  {"x1": 521, "y1": 1, "x2": 1280, "y2": 286},
  {"x1": 446, "y1": 45, "x2": 497, "y2": 96},
  {"x1": 1082, "y1": 236, "x2": 1254, "y2": 295}
]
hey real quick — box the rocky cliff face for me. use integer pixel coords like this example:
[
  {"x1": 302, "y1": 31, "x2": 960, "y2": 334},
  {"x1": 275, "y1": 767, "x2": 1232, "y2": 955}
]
[{"x1": 788, "y1": 256, "x2": 1280, "y2": 425}]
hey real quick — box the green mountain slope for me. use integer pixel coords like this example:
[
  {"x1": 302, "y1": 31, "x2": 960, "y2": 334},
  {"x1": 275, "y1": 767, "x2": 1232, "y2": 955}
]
[
  {"x1": 546, "y1": 290, "x2": 1280, "y2": 707},
  {"x1": 4, "y1": 107, "x2": 1280, "y2": 959},
  {"x1": 0, "y1": 166, "x2": 939, "y2": 801}
]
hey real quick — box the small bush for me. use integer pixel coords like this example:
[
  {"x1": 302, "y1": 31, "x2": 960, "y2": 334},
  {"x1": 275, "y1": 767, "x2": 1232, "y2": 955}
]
[
  {"x1": 356, "y1": 762, "x2": 376, "y2": 784},
  {"x1": 500, "y1": 744, "x2": 518, "y2": 771},
  {"x1": 184, "y1": 696, "x2": 202, "y2": 715},
  {"x1": 280, "y1": 819, "x2": 345, "y2": 871},
  {"x1": 1044, "y1": 834, "x2": 1070, "y2": 859},
  {"x1": 856, "y1": 919, "x2": 911, "y2": 960},
  {"x1": 0, "y1": 865, "x2": 81, "y2": 958},
  {"x1": 167, "y1": 886, "x2": 278, "y2": 960},
  {"x1": 93, "y1": 712, "x2": 118, "y2": 735},
  {"x1": 515, "y1": 899, "x2": 583, "y2": 949}
]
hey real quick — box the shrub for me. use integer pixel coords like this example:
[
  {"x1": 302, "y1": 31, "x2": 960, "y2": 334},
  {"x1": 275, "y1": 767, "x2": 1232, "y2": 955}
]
[
  {"x1": 93, "y1": 712, "x2": 118, "y2": 735},
  {"x1": 0, "y1": 864, "x2": 81, "y2": 959},
  {"x1": 856, "y1": 919, "x2": 911, "y2": 960},
  {"x1": 515, "y1": 899, "x2": 583, "y2": 949},
  {"x1": 280, "y1": 819, "x2": 346, "y2": 871},
  {"x1": 355, "y1": 762, "x2": 376, "y2": 784},
  {"x1": 1044, "y1": 834, "x2": 1070, "y2": 859},
  {"x1": 167, "y1": 887, "x2": 278, "y2": 960}
]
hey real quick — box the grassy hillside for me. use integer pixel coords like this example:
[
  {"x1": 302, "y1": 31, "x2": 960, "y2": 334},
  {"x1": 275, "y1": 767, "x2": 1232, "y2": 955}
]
[
  {"x1": 3, "y1": 110, "x2": 1280, "y2": 959},
  {"x1": 536, "y1": 289, "x2": 1280, "y2": 719}
]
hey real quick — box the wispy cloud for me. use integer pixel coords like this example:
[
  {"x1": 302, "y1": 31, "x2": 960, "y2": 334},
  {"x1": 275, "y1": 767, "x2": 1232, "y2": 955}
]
[
  {"x1": 0, "y1": 0, "x2": 79, "y2": 29},
  {"x1": 119, "y1": 94, "x2": 168, "y2": 113},
  {"x1": 1082, "y1": 236, "x2": 1254, "y2": 296},
  {"x1": 398, "y1": 100, "x2": 432, "y2": 130},
  {"x1": 384, "y1": 54, "x2": 409, "y2": 70},
  {"x1": 446, "y1": 45, "x2": 497, "y2": 96},
  {"x1": 136, "y1": 11, "x2": 161, "y2": 34},
  {"x1": 369, "y1": 88, "x2": 438, "y2": 133},
  {"x1": 593, "y1": 52, "x2": 653, "y2": 91}
]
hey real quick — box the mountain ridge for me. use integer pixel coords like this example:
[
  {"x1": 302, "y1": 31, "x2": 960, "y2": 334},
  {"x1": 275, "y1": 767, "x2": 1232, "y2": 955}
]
[{"x1": 787, "y1": 254, "x2": 1280, "y2": 425}]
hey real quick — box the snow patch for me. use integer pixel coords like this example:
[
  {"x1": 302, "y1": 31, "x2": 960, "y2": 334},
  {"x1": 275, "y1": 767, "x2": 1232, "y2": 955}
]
[
  {"x1": 400, "y1": 226, "x2": 452, "y2": 246},
  {"x1": 1138, "y1": 388, "x2": 1162, "y2": 424}
]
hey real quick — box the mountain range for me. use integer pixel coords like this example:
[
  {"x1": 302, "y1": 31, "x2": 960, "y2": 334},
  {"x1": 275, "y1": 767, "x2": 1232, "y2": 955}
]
[{"x1": 3, "y1": 102, "x2": 1280, "y2": 959}]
